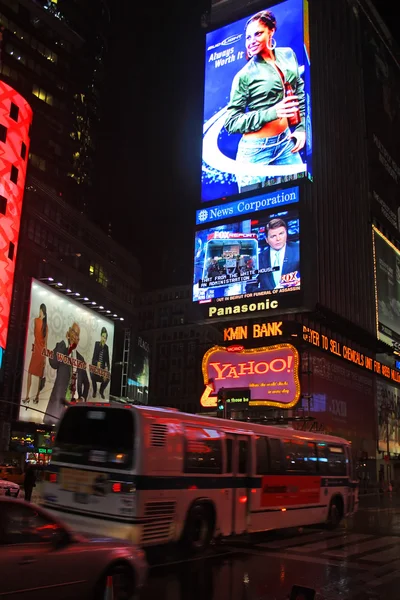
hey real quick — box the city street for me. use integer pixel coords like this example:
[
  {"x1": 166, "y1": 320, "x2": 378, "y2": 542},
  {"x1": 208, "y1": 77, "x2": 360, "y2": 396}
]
[{"x1": 142, "y1": 494, "x2": 400, "y2": 600}]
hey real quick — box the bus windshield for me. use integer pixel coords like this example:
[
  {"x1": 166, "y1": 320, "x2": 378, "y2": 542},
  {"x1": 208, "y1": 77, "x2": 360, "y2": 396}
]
[{"x1": 54, "y1": 406, "x2": 135, "y2": 469}]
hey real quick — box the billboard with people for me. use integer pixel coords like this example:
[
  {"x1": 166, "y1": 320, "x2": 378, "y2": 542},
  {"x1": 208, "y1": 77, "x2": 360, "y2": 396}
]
[
  {"x1": 201, "y1": 0, "x2": 312, "y2": 203},
  {"x1": 19, "y1": 279, "x2": 114, "y2": 424},
  {"x1": 193, "y1": 208, "x2": 300, "y2": 321}
]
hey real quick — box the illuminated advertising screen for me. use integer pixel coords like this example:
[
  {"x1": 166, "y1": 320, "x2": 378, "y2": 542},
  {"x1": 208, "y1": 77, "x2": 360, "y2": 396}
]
[
  {"x1": 19, "y1": 279, "x2": 115, "y2": 425},
  {"x1": 373, "y1": 227, "x2": 400, "y2": 351},
  {"x1": 128, "y1": 335, "x2": 150, "y2": 404},
  {"x1": 201, "y1": 344, "x2": 300, "y2": 409},
  {"x1": 376, "y1": 379, "x2": 400, "y2": 456},
  {"x1": 202, "y1": 0, "x2": 312, "y2": 203},
  {"x1": 0, "y1": 82, "x2": 33, "y2": 349},
  {"x1": 193, "y1": 208, "x2": 300, "y2": 319}
]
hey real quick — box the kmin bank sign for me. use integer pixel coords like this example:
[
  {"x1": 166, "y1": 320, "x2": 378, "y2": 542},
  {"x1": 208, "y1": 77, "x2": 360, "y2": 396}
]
[{"x1": 201, "y1": 344, "x2": 300, "y2": 409}]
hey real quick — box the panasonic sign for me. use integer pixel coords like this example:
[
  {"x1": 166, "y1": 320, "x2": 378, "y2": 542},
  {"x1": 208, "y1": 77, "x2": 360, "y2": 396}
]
[{"x1": 196, "y1": 187, "x2": 299, "y2": 225}]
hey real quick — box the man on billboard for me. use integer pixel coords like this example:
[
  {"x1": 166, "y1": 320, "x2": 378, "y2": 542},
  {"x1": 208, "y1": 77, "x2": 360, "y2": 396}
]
[
  {"x1": 90, "y1": 327, "x2": 110, "y2": 400},
  {"x1": 247, "y1": 217, "x2": 299, "y2": 292},
  {"x1": 44, "y1": 322, "x2": 89, "y2": 424}
]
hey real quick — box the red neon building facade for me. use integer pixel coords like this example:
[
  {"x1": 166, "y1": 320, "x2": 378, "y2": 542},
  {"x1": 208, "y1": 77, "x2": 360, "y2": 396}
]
[{"x1": 0, "y1": 81, "x2": 32, "y2": 349}]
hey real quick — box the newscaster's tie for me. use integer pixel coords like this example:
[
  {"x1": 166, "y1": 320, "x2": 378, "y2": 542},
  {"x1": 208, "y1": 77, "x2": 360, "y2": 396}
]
[{"x1": 273, "y1": 251, "x2": 280, "y2": 286}]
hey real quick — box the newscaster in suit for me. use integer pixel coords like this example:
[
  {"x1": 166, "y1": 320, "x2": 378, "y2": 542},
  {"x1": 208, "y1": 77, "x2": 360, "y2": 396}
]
[
  {"x1": 91, "y1": 326, "x2": 110, "y2": 400},
  {"x1": 44, "y1": 322, "x2": 89, "y2": 425},
  {"x1": 248, "y1": 217, "x2": 300, "y2": 292}
]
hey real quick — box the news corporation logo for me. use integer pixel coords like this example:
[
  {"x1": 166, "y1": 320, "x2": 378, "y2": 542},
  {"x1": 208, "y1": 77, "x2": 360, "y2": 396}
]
[{"x1": 198, "y1": 209, "x2": 209, "y2": 223}]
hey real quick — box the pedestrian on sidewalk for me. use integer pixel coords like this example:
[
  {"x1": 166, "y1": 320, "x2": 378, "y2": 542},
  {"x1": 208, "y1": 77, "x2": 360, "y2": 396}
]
[
  {"x1": 23, "y1": 465, "x2": 36, "y2": 502},
  {"x1": 378, "y1": 464, "x2": 385, "y2": 494}
]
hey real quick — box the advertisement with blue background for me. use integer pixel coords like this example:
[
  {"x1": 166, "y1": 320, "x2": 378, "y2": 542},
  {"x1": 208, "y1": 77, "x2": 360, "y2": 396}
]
[
  {"x1": 193, "y1": 208, "x2": 300, "y2": 304},
  {"x1": 202, "y1": 0, "x2": 312, "y2": 203},
  {"x1": 196, "y1": 186, "x2": 299, "y2": 225}
]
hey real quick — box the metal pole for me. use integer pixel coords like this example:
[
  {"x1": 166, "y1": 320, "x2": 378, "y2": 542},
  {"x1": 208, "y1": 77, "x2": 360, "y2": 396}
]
[{"x1": 387, "y1": 409, "x2": 391, "y2": 483}]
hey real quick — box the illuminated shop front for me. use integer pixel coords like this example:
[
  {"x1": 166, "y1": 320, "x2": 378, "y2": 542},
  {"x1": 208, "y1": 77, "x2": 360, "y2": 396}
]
[{"x1": 199, "y1": 317, "x2": 400, "y2": 480}]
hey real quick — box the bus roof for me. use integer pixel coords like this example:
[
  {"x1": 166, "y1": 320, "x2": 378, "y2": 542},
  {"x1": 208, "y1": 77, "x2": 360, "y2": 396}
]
[{"x1": 66, "y1": 403, "x2": 350, "y2": 446}]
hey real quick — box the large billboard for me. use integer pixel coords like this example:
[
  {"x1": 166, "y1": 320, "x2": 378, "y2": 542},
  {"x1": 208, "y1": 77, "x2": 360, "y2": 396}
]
[
  {"x1": 19, "y1": 280, "x2": 115, "y2": 425},
  {"x1": 194, "y1": 207, "x2": 301, "y2": 320},
  {"x1": 0, "y1": 82, "x2": 32, "y2": 349},
  {"x1": 373, "y1": 227, "x2": 400, "y2": 351},
  {"x1": 376, "y1": 379, "x2": 400, "y2": 456},
  {"x1": 202, "y1": 0, "x2": 312, "y2": 203},
  {"x1": 201, "y1": 343, "x2": 300, "y2": 409},
  {"x1": 360, "y1": 10, "x2": 400, "y2": 237},
  {"x1": 127, "y1": 335, "x2": 150, "y2": 404}
]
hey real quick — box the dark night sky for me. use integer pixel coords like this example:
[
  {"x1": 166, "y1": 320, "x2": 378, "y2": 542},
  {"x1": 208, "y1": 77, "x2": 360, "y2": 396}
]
[
  {"x1": 94, "y1": 0, "x2": 400, "y2": 291},
  {"x1": 94, "y1": 0, "x2": 207, "y2": 290}
]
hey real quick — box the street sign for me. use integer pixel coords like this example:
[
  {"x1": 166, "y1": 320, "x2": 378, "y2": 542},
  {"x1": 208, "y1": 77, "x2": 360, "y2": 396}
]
[{"x1": 224, "y1": 388, "x2": 251, "y2": 406}]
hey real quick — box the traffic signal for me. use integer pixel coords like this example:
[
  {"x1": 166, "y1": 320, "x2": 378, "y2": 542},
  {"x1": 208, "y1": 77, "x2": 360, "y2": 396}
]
[{"x1": 217, "y1": 389, "x2": 225, "y2": 417}]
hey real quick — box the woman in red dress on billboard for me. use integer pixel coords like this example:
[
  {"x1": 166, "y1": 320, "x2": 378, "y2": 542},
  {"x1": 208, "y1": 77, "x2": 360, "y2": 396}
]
[
  {"x1": 23, "y1": 303, "x2": 48, "y2": 405},
  {"x1": 224, "y1": 10, "x2": 306, "y2": 192}
]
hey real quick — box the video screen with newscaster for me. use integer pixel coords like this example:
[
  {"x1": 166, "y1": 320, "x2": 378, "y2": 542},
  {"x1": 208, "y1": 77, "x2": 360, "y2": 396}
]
[{"x1": 193, "y1": 208, "x2": 300, "y2": 305}]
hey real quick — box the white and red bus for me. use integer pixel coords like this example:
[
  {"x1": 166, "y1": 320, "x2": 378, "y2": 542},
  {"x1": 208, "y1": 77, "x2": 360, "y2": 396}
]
[{"x1": 41, "y1": 404, "x2": 358, "y2": 552}]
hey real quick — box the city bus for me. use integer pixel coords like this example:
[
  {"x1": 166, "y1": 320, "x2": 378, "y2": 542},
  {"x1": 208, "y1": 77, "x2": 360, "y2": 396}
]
[{"x1": 41, "y1": 404, "x2": 358, "y2": 552}]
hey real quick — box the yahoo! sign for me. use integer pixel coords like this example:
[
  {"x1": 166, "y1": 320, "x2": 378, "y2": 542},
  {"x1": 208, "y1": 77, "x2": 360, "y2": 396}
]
[{"x1": 201, "y1": 344, "x2": 300, "y2": 409}]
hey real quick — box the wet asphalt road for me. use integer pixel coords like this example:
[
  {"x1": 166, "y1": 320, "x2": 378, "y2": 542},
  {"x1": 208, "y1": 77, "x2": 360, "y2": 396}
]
[{"x1": 141, "y1": 494, "x2": 400, "y2": 600}]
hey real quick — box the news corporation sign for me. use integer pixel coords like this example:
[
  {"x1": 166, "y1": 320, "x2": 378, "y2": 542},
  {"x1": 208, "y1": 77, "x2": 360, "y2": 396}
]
[
  {"x1": 200, "y1": 344, "x2": 300, "y2": 409},
  {"x1": 196, "y1": 186, "x2": 299, "y2": 226}
]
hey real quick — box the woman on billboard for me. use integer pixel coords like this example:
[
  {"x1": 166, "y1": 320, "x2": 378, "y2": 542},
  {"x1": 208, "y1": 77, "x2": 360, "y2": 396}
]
[
  {"x1": 224, "y1": 10, "x2": 306, "y2": 192},
  {"x1": 23, "y1": 303, "x2": 48, "y2": 405}
]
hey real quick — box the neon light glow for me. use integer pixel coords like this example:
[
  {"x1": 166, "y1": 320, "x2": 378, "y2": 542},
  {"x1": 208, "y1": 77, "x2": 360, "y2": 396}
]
[
  {"x1": 201, "y1": 344, "x2": 300, "y2": 409},
  {"x1": 0, "y1": 82, "x2": 32, "y2": 349}
]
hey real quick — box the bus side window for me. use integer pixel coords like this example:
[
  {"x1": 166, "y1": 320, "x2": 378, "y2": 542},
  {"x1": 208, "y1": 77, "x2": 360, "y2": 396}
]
[
  {"x1": 184, "y1": 428, "x2": 222, "y2": 474},
  {"x1": 283, "y1": 440, "x2": 317, "y2": 474},
  {"x1": 317, "y1": 443, "x2": 329, "y2": 475},
  {"x1": 317, "y1": 444, "x2": 346, "y2": 476},
  {"x1": 306, "y1": 442, "x2": 318, "y2": 474},
  {"x1": 238, "y1": 440, "x2": 248, "y2": 474},
  {"x1": 226, "y1": 438, "x2": 233, "y2": 473},
  {"x1": 256, "y1": 437, "x2": 269, "y2": 475},
  {"x1": 327, "y1": 445, "x2": 346, "y2": 476},
  {"x1": 268, "y1": 438, "x2": 282, "y2": 473}
]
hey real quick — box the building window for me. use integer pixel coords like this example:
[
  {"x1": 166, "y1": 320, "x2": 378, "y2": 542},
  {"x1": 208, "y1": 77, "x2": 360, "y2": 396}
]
[
  {"x1": 10, "y1": 102, "x2": 19, "y2": 122},
  {"x1": 0, "y1": 195, "x2": 7, "y2": 215},
  {"x1": 8, "y1": 241, "x2": 15, "y2": 260},
  {"x1": 29, "y1": 153, "x2": 46, "y2": 171},
  {"x1": 32, "y1": 84, "x2": 53, "y2": 106},
  {"x1": 21, "y1": 142, "x2": 26, "y2": 160},
  {"x1": 89, "y1": 263, "x2": 108, "y2": 287},
  {"x1": 0, "y1": 124, "x2": 7, "y2": 143},
  {"x1": 10, "y1": 165, "x2": 18, "y2": 183},
  {"x1": 48, "y1": 140, "x2": 61, "y2": 156}
]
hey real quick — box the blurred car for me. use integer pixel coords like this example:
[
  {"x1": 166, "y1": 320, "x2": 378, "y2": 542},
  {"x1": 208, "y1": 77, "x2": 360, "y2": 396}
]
[
  {"x1": 0, "y1": 479, "x2": 20, "y2": 497},
  {"x1": 0, "y1": 465, "x2": 24, "y2": 485},
  {"x1": 0, "y1": 498, "x2": 147, "y2": 599}
]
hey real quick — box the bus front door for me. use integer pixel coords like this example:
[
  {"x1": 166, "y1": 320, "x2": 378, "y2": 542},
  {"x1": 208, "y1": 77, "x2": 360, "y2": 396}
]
[{"x1": 232, "y1": 435, "x2": 251, "y2": 535}]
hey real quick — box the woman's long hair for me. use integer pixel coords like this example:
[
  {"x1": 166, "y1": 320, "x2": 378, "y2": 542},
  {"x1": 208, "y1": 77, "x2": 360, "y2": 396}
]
[{"x1": 40, "y1": 303, "x2": 47, "y2": 339}]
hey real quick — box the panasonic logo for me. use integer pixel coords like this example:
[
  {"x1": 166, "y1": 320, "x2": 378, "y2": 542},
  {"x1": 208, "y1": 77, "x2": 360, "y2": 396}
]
[{"x1": 208, "y1": 300, "x2": 279, "y2": 318}]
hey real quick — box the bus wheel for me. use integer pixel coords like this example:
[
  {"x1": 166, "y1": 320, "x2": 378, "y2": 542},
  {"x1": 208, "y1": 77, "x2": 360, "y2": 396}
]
[
  {"x1": 182, "y1": 503, "x2": 214, "y2": 554},
  {"x1": 327, "y1": 497, "x2": 343, "y2": 529}
]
